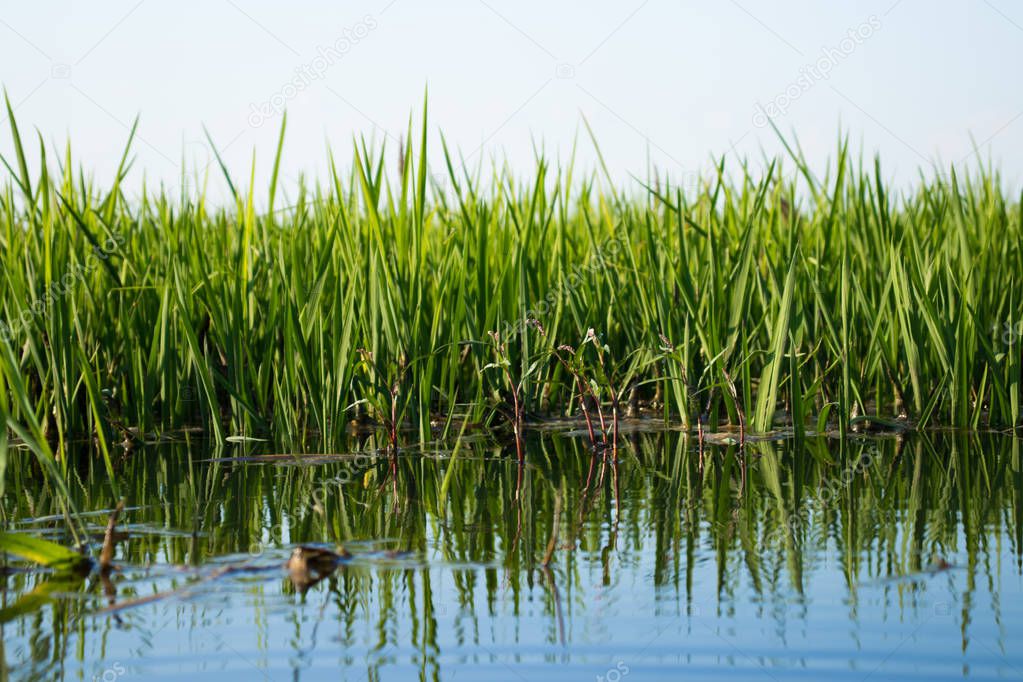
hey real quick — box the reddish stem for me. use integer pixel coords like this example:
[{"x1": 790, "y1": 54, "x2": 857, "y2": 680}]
[{"x1": 503, "y1": 367, "x2": 524, "y2": 464}]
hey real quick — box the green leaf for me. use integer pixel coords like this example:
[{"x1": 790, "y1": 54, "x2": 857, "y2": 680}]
[
  {"x1": 0, "y1": 532, "x2": 90, "y2": 570},
  {"x1": 753, "y1": 250, "x2": 799, "y2": 432}
]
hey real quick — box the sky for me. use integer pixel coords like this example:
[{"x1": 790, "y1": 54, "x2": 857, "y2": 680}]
[{"x1": 1, "y1": 0, "x2": 1022, "y2": 204}]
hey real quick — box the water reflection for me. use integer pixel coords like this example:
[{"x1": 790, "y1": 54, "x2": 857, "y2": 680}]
[{"x1": 1, "y1": 431, "x2": 1021, "y2": 680}]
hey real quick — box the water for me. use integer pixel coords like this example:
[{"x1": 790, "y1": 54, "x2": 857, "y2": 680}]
[{"x1": 2, "y1": 432, "x2": 1022, "y2": 680}]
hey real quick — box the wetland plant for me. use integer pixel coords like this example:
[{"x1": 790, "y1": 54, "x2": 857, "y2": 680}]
[{"x1": 0, "y1": 96, "x2": 1020, "y2": 465}]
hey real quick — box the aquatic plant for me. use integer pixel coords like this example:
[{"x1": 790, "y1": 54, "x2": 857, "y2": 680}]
[{"x1": 1, "y1": 96, "x2": 1021, "y2": 460}]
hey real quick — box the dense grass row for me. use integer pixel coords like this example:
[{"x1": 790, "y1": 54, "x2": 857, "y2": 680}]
[{"x1": 1, "y1": 99, "x2": 1021, "y2": 465}]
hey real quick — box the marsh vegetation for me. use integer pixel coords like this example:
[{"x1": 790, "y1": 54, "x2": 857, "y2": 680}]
[{"x1": 1, "y1": 99, "x2": 1022, "y2": 679}]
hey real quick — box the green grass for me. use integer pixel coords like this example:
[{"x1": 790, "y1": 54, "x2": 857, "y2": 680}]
[{"x1": 1, "y1": 97, "x2": 1021, "y2": 459}]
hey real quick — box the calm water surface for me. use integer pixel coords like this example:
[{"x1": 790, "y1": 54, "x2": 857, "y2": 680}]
[{"x1": 2, "y1": 432, "x2": 1021, "y2": 680}]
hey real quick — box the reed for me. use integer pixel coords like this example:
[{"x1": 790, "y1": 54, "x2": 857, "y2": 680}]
[{"x1": 1, "y1": 97, "x2": 1021, "y2": 459}]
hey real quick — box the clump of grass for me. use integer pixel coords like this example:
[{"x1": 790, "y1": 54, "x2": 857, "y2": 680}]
[
  {"x1": 1, "y1": 96, "x2": 1021, "y2": 461},
  {"x1": 551, "y1": 343, "x2": 602, "y2": 447},
  {"x1": 483, "y1": 329, "x2": 527, "y2": 462}
]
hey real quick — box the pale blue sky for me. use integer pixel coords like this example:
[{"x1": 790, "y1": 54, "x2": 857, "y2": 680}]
[{"x1": 1, "y1": 1, "x2": 1021, "y2": 203}]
